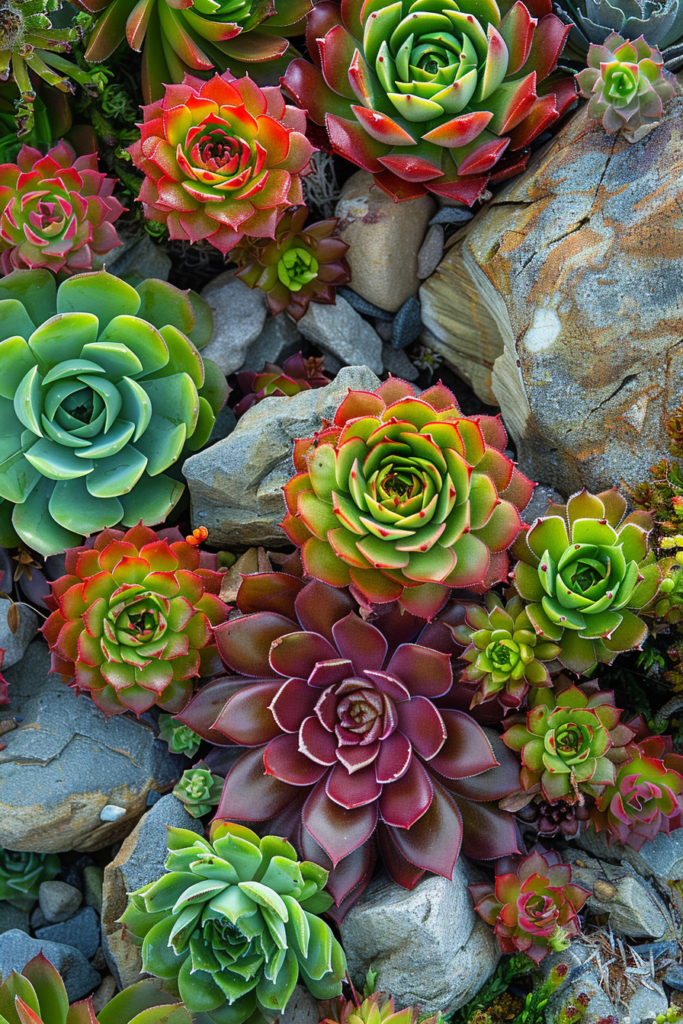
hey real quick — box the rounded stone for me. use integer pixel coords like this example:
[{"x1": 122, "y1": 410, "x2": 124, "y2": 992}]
[
  {"x1": 199, "y1": 270, "x2": 268, "y2": 375},
  {"x1": 38, "y1": 881, "x2": 82, "y2": 924}
]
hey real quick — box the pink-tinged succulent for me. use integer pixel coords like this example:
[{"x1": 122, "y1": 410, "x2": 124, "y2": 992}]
[
  {"x1": 129, "y1": 71, "x2": 315, "y2": 253},
  {"x1": 576, "y1": 33, "x2": 677, "y2": 140},
  {"x1": 281, "y1": 378, "x2": 535, "y2": 622},
  {"x1": 0, "y1": 141, "x2": 123, "y2": 275},
  {"x1": 176, "y1": 571, "x2": 522, "y2": 918},
  {"x1": 470, "y1": 848, "x2": 590, "y2": 962},
  {"x1": 42, "y1": 523, "x2": 229, "y2": 716},
  {"x1": 235, "y1": 351, "x2": 331, "y2": 417},
  {"x1": 281, "y1": 0, "x2": 576, "y2": 204}
]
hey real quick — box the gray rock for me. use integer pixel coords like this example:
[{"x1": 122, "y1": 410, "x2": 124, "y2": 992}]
[
  {"x1": 624, "y1": 981, "x2": 668, "y2": 1023},
  {"x1": 199, "y1": 271, "x2": 268, "y2": 375},
  {"x1": 91, "y1": 974, "x2": 118, "y2": 1015},
  {"x1": 0, "y1": 642, "x2": 183, "y2": 853},
  {"x1": 208, "y1": 403, "x2": 237, "y2": 446},
  {"x1": 0, "y1": 599, "x2": 39, "y2": 669},
  {"x1": 276, "y1": 985, "x2": 320, "y2": 1024},
  {"x1": 391, "y1": 296, "x2": 422, "y2": 350},
  {"x1": 665, "y1": 963, "x2": 683, "y2": 990},
  {"x1": 83, "y1": 866, "x2": 104, "y2": 914},
  {"x1": 541, "y1": 943, "x2": 618, "y2": 1024},
  {"x1": 38, "y1": 881, "x2": 82, "y2": 923},
  {"x1": 36, "y1": 906, "x2": 100, "y2": 959},
  {"x1": 184, "y1": 365, "x2": 381, "y2": 547},
  {"x1": 381, "y1": 345, "x2": 420, "y2": 383},
  {"x1": 298, "y1": 296, "x2": 383, "y2": 375},
  {"x1": 429, "y1": 207, "x2": 475, "y2": 226},
  {"x1": 521, "y1": 484, "x2": 564, "y2": 525},
  {"x1": 417, "y1": 224, "x2": 445, "y2": 279},
  {"x1": 610, "y1": 828, "x2": 683, "y2": 884},
  {"x1": 0, "y1": 929, "x2": 100, "y2": 1000},
  {"x1": 101, "y1": 794, "x2": 202, "y2": 990},
  {"x1": 338, "y1": 286, "x2": 393, "y2": 321},
  {"x1": 0, "y1": 901, "x2": 29, "y2": 935},
  {"x1": 102, "y1": 231, "x2": 171, "y2": 284},
  {"x1": 241, "y1": 315, "x2": 303, "y2": 372},
  {"x1": 340, "y1": 867, "x2": 500, "y2": 1013}
]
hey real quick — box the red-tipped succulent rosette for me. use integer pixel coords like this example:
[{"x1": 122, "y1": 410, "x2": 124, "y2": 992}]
[
  {"x1": 129, "y1": 71, "x2": 315, "y2": 253},
  {"x1": 281, "y1": 0, "x2": 576, "y2": 203},
  {"x1": 176, "y1": 571, "x2": 522, "y2": 917},
  {"x1": 281, "y1": 378, "x2": 535, "y2": 621}
]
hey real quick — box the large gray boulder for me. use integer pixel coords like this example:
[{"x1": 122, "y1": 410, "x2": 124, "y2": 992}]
[
  {"x1": 184, "y1": 365, "x2": 381, "y2": 547},
  {"x1": 0, "y1": 643, "x2": 183, "y2": 853}
]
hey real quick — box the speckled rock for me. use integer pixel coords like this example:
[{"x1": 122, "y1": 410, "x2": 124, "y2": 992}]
[
  {"x1": 35, "y1": 906, "x2": 100, "y2": 959},
  {"x1": 420, "y1": 99, "x2": 683, "y2": 493},
  {"x1": 0, "y1": 599, "x2": 39, "y2": 668},
  {"x1": 38, "y1": 881, "x2": 82, "y2": 923},
  {"x1": 417, "y1": 224, "x2": 444, "y2": 279},
  {"x1": 0, "y1": 929, "x2": 100, "y2": 1001},
  {"x1": 199, "y1": 271, "x2": 268, "y2": 375},
  {"x1": 240, "y1": 314, "x2": 303, "y2": 372},
  {"x1": 184, "y1": 365, "x2": 381, "y2": 547},
  {"x1": 297, "y1": 296, "x2": 383, "y2": 375},
  {"x1": 541, "y1": 944, "x2": 618, "y2": 1024},
  {"x1": 0, "y1": 642, "x2": 183, "y2": 853}
]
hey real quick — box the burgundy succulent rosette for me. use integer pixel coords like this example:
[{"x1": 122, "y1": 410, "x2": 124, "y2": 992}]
[{"x1": 176, "y1": 571, "x2": 521, "y2": 917}]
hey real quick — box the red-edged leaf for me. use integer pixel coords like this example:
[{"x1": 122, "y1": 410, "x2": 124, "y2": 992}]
[
  {"x1": 217, "y1": 746, "x2": 299, "y2": 820},
  {"x1": 351, "y1": 105, "x2": 416, "y2": 146},
  {"x1": 303, "y1": 779, "x2": 378, "y2": 864},
  {"x1": 377, "y1": 824, "x2": 424, "y2": 889},
  {"x1": 332, "y1": 612, "x2": 387, "y2": 673},
  {"x1": 236, "y1": 572, "x2": 305, "y2": 618},
  {"x1": 373, "y1": 170, "x2": 430, "y2": 201},
  {"x1": 377, "y1": 153, "x2": 443, "y2": 182},
  {"x1": 214, "y1": 612, "x2": 296, "y2": 676},
  {"x1": 507, "y1": 93, "x2": 558, "y2": 149},
  {"x1": 264, "y1": 733, "x2": 329, "y2": 785},
  {"x1": 269, "y1": 630, "x2": 338, "y2": 678},
  {"x1": 422, "y1": 111, "x2": 493, "y2": 147},
  {"x1": 453, "y1": 794, "x2": 520, "y2": 860},
  {"x1": 281, "y1": 59, "x2": 352, "y2": 125},
  {"x1": 385, "y1": 643, "x2": 452, "y2": 698},
  {"x1": 379, "y1": 756, "x2": 433, "y2": 827},
  {"x1": 319, "y1": 24, "x2": 358, "y2": 98},
  {"x1": 305, "y1": 0, "x2": 343, "y2": 64},
  {"x1": 428, "y1": 710, "x2": 499, "y2": 779},
  {"x1": 521, "y1": 13, "x2": 571, "y2": 82},
  {"x1": 386, "y1": 779, "x2": 462, "y2": 877},
  {"x1": 326, "y1": 113, "x2": 391, "y2": 172},
  {"x1": 457, "y1": 137, "x2": 510, "y2": 175},
  {"x1": 327, "y1": 762, "x2": 382, "y2": 807},
  {"x1": 212, "y1": 680, "x2": 282, "y2": 745},
  {"x1": 294, "y1": 579, "x2": 355, "y2": 643},
  {"x1": 176, "y1": 676, "x2": 250, "y2": 744}
]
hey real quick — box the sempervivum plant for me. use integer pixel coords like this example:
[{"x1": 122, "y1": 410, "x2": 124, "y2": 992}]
[
  {"x1": 321, "y1": 993, "x2": 415, "y2": 1024},
  {"x1": 282, "y1": 0, "x2": 576, "y2": 204},
  {"x1": 511, "y1": 488, "x2": 661, "y2": 675},
  {"x1": 469, "y1": 848, "x2": 590, "y2": 963},
  {"x1": 282, "y1": 378, "x2": 534, "y2": 620},
  {"x1": 173, "y1": 762, "x2": 224, "y2": 817},
  {"x1": 0, "y1": 269, "x2": 226, "y2": 556},
  {"x1": 175, "y1": 572, "x2": 521, "y2": 917},
  {"x1": 41, "y1": 523, "x2": 229, "y2": 716},
  {"x1": 233, "y1": 206, "x2": 350, "y2": 321},
  {"x1": 159, "y1": 713, "x2": 203, "y2": 756},
  {"x1": 120, "y1": 821, "x2": 346, "y2": 1023},
  {"x1": 0, "y1": 849, "x2": 59, "y2": 908},
  {"x1": 451, "y1": 592, "x2": 561, "y2": 711},
  {"x1": 576, "y1": 33, "x2": 677, "y2": 139},
  {"x1": 129, "y1": 72, "x2": 314, "y2": 254},
  {"x1": 0, "y1": 141, "x2": 123, "y2": 275},
  {"x1": 235, "y1": 351, "x2": 331, "y2": 417},
  {"x1": 554, "y1": 0, "x2": 683, "y2": 68},
  {"x1": 502, "y1": 678, "x2": 635, "y2": 804}
]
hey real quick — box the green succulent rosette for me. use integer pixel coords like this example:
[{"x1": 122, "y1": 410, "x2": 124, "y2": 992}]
[
  {"x1": 0, "y1": 269, "x2": 226, "y2": 556},
  {"x1": 0, "y1": 849, "x2": 60, "y2": 909},
  {"x1": 159, "y1": 714, "x2": 203, "y2": 757},
  {"x1": 173, "y1": 762, "x2": 224, "y2": 817},
  {"x1": 511, "y1": 488, "x2": 661, "y2": 674},
  {"x1": 121, "y1": 822, "x2": 345, "y2": 1024}
]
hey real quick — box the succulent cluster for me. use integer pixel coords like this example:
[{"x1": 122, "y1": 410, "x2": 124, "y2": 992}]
[
  {"x1": 321, "y1": 993, "x2": 416, "y2": 1024},
  {"x1": 555, "y1": 0, "x2": 683, "y2": 69},
  {"x1": 235, "y1": 351, "x2": 331, "y2": 418},
  {"x1": 0, "y1": 848, "x2": 59, "y2": 908},
  {"x1": 173, "y1": 761, "x2": 224, "y2": 816},
  {"x1": 159, "y1": 712, "x2": 204, "y2": 756}
]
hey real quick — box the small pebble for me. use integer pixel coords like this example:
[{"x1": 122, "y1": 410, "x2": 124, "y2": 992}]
[
  {"x1": 374, "y1": 318, "x2": 393, "y2": 343},
  {"x1": 35, "y1": 907, "x2": 100, "y2": 960},
  {"x1": 83, "y1": 866, "x2": 104, "y2": 914},
  {"x1": 429, "y1": 207, "x2": 475, "y2": 225},
  {"x1": 30, "y1": 907, "x2": 47, "y2": 930},
  {"x1": 417, "y1": 224, "x2": 444, "y2": 279},
  {"x1": 99, "y1": 805, "x2": 126, "y2": 822},
  {"x1": 91, "y1": 974, "x2": 118, "y2": 1014},
  {"x1": 391, "y1": 296, "x2": 423, "y2": 350},
  {"x1": 146, "y1": 790, "x2": 163, "y2": 808},
  {"x1": 90, "y1": 946, "x2": 108, "y2": 973},
  {"x1": 665, "y1": 963, "x2": 683, "y2": 990},
  {"x1": 382, "y1": 345, "x2": 420, "y2": 383},
  {"x1": 337, "y1": 286, "x2": 393, "y2": 320},
  {"x1": 38, "y1": 881, "x2": 83, "y2": 924}
]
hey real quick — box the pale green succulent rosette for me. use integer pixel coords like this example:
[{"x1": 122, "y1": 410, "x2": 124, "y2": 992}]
[
  {"x1": 0, "y1": 269, "x2": 226, "y2": 556},
  {"x1": 173, "y1": 762, "x2": 224, "y2": 817}
]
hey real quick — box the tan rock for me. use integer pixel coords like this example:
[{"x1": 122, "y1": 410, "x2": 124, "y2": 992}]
[{"x1": 336, "y1": 171, "x2": 434, "y2": 312}]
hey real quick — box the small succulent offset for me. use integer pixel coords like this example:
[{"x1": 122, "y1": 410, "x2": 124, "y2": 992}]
[
  {"x1": 42, "y1": 524, "x2": 229, "y2": 716},
  {"x1": 233, "y1": 206, "x2": 350, "y2": 322},
  {"x1": 502, "y1": 679, "x2": 635, "y2": 803},
  {"x1": 121, "y1": 821, "x2": 346, "y2": 1024},
  {"x1": 0, "y1": 269, "x2": 226, "y2": 556},
  {"x1": 173, "y1": 761, "x2": 224, "y2": 816},
  {"x1": 0, "y1": 141, "x2": 123, "y2": 275},
  {"x1": 234, "y1": 351, "x2": 331, "y2": 418},
  {"x1": 469, "y1": 848, "x2": 590, "y2": 963},
  {"x1": 129, "y1": 72, "x2": 314, "y2": 254},
  {"x1": 320, "y1": 992, "x2": 416, "y2": 1024},
  {"x1": 0, "y1": 848, "x2": 60, "y2": 908},
  {"x1": 511, "y1": 488, "x2": 661, "y2": 675},
  {"x1": 282, "y1": 0, "x2": 576, "y2": 205},
  {"x1": 554, "y1": 0, "x2": 683, "y2": 69},
  {"x1": 159, "y1": 714, "x2": 203, "y2": 757},
  {"x1": 451, "y1": 592, "x2": 560, "y2": 711},
  {"x1": 282, "y1": 378, "x2": 534, "y2": 620},
  {"x1": 576, "y1": 33, "x2": 677, "y2": 140}
]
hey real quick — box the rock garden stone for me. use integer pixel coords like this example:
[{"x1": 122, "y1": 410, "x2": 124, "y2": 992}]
[
  {"x1": 0, "y1": 929, "x2": 100, "y2": 1001},
  {"x1": 337, "y1": 286, "x2": 393, "y2": 320},
  {"x1": 335, "y1": 171, "x2": 434, "y2": 312},
  {"x1": 38, "y1": 880, "x2": 82, "y2": 923},
  {"x1": 417, "y1": 224, "x2": 444, "y2": 280},
  {"x1": 625, "y1": 981, "x2": 668, "y2": 1023},
  {"x1": 391, "y1": 296, "x2": 423, "y2": 350},
  {"x1": 91, "y1": 974, "x2": 118, "y2": 1015},
  {"x1": 0, "y1": 901, "x2": 29, "y2": 935},
  {"x1": 0, "y1": 599, "x2": 39, "y2": 668},
  {"x1": 184, "y1": 365, "x2": 381, "y2": 547},
  {"x1": 35, "y1": 906, "x2": 100, "y2": 959},
  {"x1": 521, "y1": 484, "x2": 565, "y2": 524},
  {"x1": 381, "y1": 345, "x2": 420, "y2": 382},
  {"x1": 297, "y1": 296, "x2": 383, "y2": 375},
  {"x1": 103, "y1": 231, "x2": 171, "y2": 283},
  {"x1": 272, "y1": 985, "x2": 320, "y2": 1024},
  {"x1": 541, "y1": 944, "x2": 618, "y2": 1024},
  {"x1": 240, "y1": 314, "x2": 303, "y2": 372},
  {"x1": 199, "y1": 270, "x2": 268, "y2": 375},
  {"x1": 83, "y1": 865, "x2": 104, "y2": 913},
  {"x1": 0, "y1": 642, "x2": 183, "y2": 853}
]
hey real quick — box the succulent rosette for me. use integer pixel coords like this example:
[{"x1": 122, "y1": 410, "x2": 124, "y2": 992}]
[
  {"x1": 160, "y1": 712, "x2": 204, "y2": 756},
  {"x1": 121, "y1": 821, "x2": 346, "y2": 1023},
  {"x1": 235, "y1": 351, "x2": 331, "y2": 417},
  {"x1": 554, "y1": 0, "x2": 683, "y2": 69},
  {"x1": 233, "y1": 205, "x2": 350, "y2": 321},
  {"x1": 469, "y1": 848, "x2": 590, "y2": 963},
  {"x1": 173, "y1": 761, "x2": 224, "y2": 816},
  {"x1": 282, "y1": 0, "x2": 576, "y2": 204},
  {"x1": 129, "y1": 71, "x2": 314, "y2": 253},
  {"x1": 0, "y1": 141, "x2": 123, "y2": 275},
  {"x1": 42, "y1": 523, "x2": 229, "y2": 716},
  {"x1": 451, "y1": 592, "x2": 561, "y2": 710},
  {"x1": 511, "y1": 488, "x2": 661, "y2": 674},
  {"x1": 282, "y1": 378, "x2": 534, "y2": 620},
  {"x1": 321, "y1": 993, "x2": 415, "y2": 1024},
  {"x1": 0, "y1": 849, "x2": 60, "y2": 909},
  {"x1": 0, "y1": 269, "x2": 226, "y2": 556},
  {"x1": 176, "y1": 572, "x2": 521, "y2": 916},
  {"x1": 502, "y1": 678, "x2": 635, "y2": 803}
]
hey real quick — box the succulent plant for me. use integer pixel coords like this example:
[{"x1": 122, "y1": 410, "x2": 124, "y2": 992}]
[
  {"x1": 554, "y1": 0, "x2": 683, "y2": 69},
  {"x1": 0, "y1": 269, "x2": 226, "y2": 556},
  {"x1": 83, "y1": 0, "x2": 312, "y2": 105},
  {"x1": 644, "y1": 555, "x2": 683, "y2": 625},
  {"x1": 0, "y1": 849, "x2": 60, "y2": 908},
  {"x1": 451, "y1": 592, "x2": 561, "y2": 711},
  {"x1": 129, "y1": 72, "x2": 314, "y2": 254},
  {"x1": 159, "y1": 713, "x2": 204, "y2": 757},
  {"x1": 502, "y1": 678, "x2": 635, "y2": 804},
  {"x1": 576, "y1": 32, "x2": 677, "y2": 139},
  {"x1": 0, "y1": 141, "x2": 123, "y2": 275},
  {"x1": 282, "y1": 377, "x2": 534, "y2": 621},
  {"x1": 42, "y1": 523, "x2": 229, "y2": 716},
  {"x1": 320, "y1": 993, "x2": 415, "y2": 1024},
  {"x1": 176, "y1": 571, "x2": 521, "y2": 917},
  {"x1": 233, "y1": 206, "x2": 350, "y2": 322},
  {"x1": 121, "y1": 820, "x2": 346, "y2": 1023},
  {"x1": 469, "y1": 848, "x2": 590, "y2": 963},
  {"x1": 511, "y1": 488, "x2": 661, "y2": 675},
  {"x1": 281, "y1": 0, "x2": 576, "y2": 205},
  {"x1": 173, "y1": 761, "x2": 224, "y2": 816},
  {"x1": 235, "y1": 351, "x2": 331, "y2": 418},
  {"x1": 515, "y1": 792, "x2": 591, "y2": 839}
]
